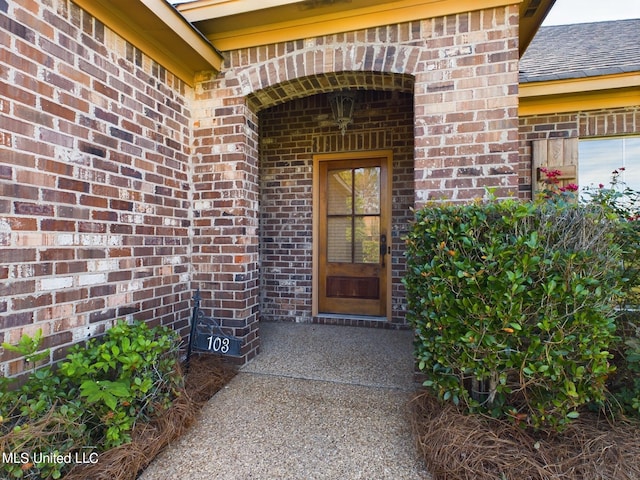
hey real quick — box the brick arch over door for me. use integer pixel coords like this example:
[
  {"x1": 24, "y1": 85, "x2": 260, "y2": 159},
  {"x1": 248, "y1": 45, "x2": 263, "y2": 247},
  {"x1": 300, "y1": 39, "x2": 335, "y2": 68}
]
[
  {"x1": 225, "y1": 33, "x2": 422, "y2": 107},
  {"x1": 247, "y1": 71, "x2": 415, "y2": 113},
  {"x1": 191, "y1": 6, "x2": 521, "y2": 363},
  {"x1": 214, "y1": 9, "x2": 521, "y2": 203}
]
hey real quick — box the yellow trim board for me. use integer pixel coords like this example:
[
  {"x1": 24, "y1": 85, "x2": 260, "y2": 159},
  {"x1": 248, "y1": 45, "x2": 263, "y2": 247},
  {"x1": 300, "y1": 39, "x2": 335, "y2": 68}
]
[
  {"x1": 199, "y1": 0, "x2": 521, "y2": 51},
  {"x1": 520, "y1": 87, "x2": 640, "y2": 116},
  {"x1": 520, "y1": 73, "x2": 640, "y2": 116},
  {"x1": 520, "y1": 72, "x2": 640, "y2": 98}
]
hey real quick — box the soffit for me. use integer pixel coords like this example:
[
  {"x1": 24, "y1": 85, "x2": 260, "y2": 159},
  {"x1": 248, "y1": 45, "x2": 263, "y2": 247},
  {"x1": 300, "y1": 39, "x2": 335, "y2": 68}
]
[
  {"x1": 520, "y1": 86, "x2": 640, "y2": 116},
  {"x1": 177, "y1": 0, "x2": 551, "y2": 54},
  {"x1": 72, "y1": 0, "x2": 223, "y2": 86},
  {"x1": 518, "y1": 0, "x2": 555, "y2": 53}
]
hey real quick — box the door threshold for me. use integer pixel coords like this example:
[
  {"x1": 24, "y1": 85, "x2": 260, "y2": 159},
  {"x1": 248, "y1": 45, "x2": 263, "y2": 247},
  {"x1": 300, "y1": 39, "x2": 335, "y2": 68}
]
[
  {"x1": 316, "y1": 313, "x2": 387, "y2": 321},
  {"x1": 313, "y1": 314, "x2": 394, "y2": 329}
]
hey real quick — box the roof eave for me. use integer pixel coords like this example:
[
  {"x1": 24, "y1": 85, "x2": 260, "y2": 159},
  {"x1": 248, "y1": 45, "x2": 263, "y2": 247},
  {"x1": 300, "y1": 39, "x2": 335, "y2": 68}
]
[
  {"x1": 72, "y1": 0, "x2": 223, "y2": 86},
  {"x1": 179, "y1": 0, "x2": 533, "y2": 52},
  {"x1": 519, "y1": 72, "x2": 640, "y2": 115},
  {"x1": 518, "y1": 0, "x2": 556, "y2": 54}
]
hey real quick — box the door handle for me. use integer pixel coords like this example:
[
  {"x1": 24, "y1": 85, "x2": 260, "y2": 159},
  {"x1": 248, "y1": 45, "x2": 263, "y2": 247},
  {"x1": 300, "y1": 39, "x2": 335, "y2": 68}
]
[{"x1": 380, "y1": 234, "x2": 387, "y2": 267}]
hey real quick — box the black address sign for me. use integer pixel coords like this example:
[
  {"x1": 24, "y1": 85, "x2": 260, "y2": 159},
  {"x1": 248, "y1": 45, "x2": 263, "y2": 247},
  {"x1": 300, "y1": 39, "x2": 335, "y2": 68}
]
[
  {"x1": 186, "y1": 290, "x2": 242, "y2": 367},
  {"x1": 193, "y1": 330, "x2": 242, "y2": 356}
]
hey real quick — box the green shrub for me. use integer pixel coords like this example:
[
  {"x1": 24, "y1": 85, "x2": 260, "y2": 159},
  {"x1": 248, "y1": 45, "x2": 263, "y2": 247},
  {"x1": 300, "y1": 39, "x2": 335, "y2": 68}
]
[
  {"x1": 59, "y1": 320, "x2": 182, "y2": 448},
  {"x1": 581, "y1": 168, "x2": 640, "y2": 310},
  {"x1": 0, "y1": 337, "x2": 85, "y2": 480},
  {"x1": 608, "y1": 311, "x2": 640, "y2": 417},
  {"x1": 580, "y1": 169, "x2": 640, "y2": 418},
  {"x1": 620, "y1": 336, "x2": 640, "y2": 415},
  {"x1": 0, "y1": 320, "x2": 182, "y2": 479},
  {"x1": 404, "y1": 198, "x2": 624, "y2": 430}
]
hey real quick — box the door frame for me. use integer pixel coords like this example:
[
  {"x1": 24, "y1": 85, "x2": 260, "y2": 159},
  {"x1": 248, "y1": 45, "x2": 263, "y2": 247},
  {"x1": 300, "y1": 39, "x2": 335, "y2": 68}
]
[{"x1": 312, "y1": 150, "x2": 393, "y2": 320}]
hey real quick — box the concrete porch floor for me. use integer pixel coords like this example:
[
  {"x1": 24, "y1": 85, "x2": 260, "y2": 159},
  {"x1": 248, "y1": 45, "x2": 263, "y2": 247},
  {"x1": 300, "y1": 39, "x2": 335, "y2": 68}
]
[{"x1": 139, "y1": 322, "x2": 430, "y2": 479}]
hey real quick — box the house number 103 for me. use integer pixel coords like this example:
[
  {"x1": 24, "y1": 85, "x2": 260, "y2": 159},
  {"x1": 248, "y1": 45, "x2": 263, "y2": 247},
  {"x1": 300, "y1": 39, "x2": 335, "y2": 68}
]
[{"x1": 207, "y1": 335, "x2": 230, "y2": 353}]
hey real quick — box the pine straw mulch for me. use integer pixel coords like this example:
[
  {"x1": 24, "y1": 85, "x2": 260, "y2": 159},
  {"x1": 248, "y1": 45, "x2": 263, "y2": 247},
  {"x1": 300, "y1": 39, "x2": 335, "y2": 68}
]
[
  {"x1": 64, "y1": 354, "x2": 236, "y2": 480},
  {"x1": 411, "y1": 391, "x2": 640, "y2": 480}
]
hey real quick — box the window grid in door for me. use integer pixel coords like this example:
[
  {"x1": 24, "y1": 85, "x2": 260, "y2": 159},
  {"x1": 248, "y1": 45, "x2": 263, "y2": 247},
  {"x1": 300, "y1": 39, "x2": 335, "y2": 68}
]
[{"x1": 326, "y1": 167, "x2": 380, "y2": 264}]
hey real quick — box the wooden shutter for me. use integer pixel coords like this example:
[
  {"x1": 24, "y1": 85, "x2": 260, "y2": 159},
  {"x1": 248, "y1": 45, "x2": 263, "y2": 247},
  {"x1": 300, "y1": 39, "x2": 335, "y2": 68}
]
[{"x1": 531, "y1": 138, "x2": 578, "y2": 194}]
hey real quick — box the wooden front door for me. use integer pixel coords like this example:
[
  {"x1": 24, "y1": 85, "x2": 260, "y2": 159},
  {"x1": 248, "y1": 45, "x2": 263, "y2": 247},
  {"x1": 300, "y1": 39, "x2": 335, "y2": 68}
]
[{"x1": 316, "y1": 153, "x2": 391, "y2": 316}]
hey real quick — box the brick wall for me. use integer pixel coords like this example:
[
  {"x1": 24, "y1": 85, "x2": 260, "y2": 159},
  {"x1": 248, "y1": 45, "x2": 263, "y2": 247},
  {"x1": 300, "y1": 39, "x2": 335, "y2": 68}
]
[
  {"x1": 0, "y1": 0, "x2": 193, "y2": 378},
  {"x1": 1, "y1": 0, "x2": 523, "y2": 371},
  {"x1": 579, "y1": 106, "x2": 640, "y2": 138},
  {"x1": 260, "y1": 90, "x2": 414, "y2": 326},
  {"x1": 190, "y1": 73, "x2": 260, "y2": 361},
  {"x1": 518, "y1": 106, "x2": 640, "y2": 198},
  {"x1": 412, "y1": 7, "x2": 521, "y2": 203}
]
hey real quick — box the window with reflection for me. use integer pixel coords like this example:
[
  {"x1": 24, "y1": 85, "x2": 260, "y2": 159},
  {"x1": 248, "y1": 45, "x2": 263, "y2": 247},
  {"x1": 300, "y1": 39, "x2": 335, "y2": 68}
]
[
  {"x1": 579, "y1": 136, "x2": 640, "y2": 191},
  {"x1": 327, "y1": 167, "x2": 380, "y2": 264}
]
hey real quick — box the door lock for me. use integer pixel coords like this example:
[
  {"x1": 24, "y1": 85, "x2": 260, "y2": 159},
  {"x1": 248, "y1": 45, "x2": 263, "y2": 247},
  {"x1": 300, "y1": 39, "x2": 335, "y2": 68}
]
[{"x1": 380, "y1": 234, "x2": 387, "y2": 267}]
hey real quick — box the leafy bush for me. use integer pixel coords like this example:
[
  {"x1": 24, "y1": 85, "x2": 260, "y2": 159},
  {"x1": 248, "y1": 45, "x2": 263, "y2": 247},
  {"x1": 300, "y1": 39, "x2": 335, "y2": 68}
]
[
  {"x1": 59, "y1": 321, "x2": 182, "y2": 448},
  {"x1": 404, "y1": 198, "x2": 625, "y2": 430},
  {"x1": 0, "y1": 320, "x2": 182, "y2": 479},
  {"x1": 621, "y1": 338, "x2": 640, "y2": 414},
  {"x1": 0, "y1": 366, "x2": 86, "y2": 479},
  {"x1": 581, "y1": 168, "x2": 640, "y2": 309},
  {"x1": 579, "y1": 169, "x2": 640, "y2": 418},
  {"x1": 607, "y1": 304, "x2": 640, "y2": 419}
]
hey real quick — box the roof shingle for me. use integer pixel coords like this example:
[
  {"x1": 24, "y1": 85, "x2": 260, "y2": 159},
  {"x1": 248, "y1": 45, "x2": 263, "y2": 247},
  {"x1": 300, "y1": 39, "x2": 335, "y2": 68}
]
[{"x1": 519, "y1": 18, "x2": 640, "y2": 83}]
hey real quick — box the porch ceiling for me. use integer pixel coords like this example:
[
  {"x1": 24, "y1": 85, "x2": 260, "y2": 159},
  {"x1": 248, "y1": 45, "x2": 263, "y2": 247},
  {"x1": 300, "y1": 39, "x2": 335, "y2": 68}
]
[{"x1": 176, "y1": 0, "x2": 556, "y2": 54}]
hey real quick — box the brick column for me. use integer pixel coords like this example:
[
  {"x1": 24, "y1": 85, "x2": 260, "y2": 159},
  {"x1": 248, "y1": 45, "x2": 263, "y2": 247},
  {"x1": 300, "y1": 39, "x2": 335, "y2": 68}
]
[
  {"x1": 192, "y1": 79, "x2": 260, "y2": 363},
  {"x1": 413, "y1": 7, "x2": 521, "y2": 205}
]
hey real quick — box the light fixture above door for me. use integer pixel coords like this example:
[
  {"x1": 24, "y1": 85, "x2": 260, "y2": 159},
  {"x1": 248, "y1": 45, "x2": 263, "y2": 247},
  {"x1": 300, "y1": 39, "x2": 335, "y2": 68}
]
[{"x1": 329, "y1": 91, "x2": 356, "y2": 136}]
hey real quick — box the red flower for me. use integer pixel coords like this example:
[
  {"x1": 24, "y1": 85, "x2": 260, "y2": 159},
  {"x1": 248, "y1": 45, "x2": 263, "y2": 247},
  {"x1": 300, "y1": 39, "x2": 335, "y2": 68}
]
[
  {"x1": 540, "y1": 167, "x2": 562, "y2": 185},
  {"x1": 559, "y1": 183, "x2": 579, "y2": 193}
]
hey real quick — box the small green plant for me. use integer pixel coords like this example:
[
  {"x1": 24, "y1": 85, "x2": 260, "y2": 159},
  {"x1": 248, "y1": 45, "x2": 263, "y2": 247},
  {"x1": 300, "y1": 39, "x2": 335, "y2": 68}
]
[
  {"x1": 2, "y1": 329, "x2": 50, "y2": 368},
  {"x1": 608, "y1": 313, "x2": 640, "y2": 418},
  {"x1": 620, "y1": 337, "x2": 640, "y2": 414},
  {"x1": 0, "y1": 320, "x2": 183, "y2": 479},
  {"x1": 1, "y1": 332, "x2": 84, "y2": 479},
  {"x1": 59, "y1": 320, "x2": 182, "y2": 448}
]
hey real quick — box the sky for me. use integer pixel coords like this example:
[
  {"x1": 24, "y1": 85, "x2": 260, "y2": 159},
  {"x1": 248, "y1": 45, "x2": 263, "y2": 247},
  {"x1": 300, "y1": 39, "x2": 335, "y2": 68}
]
[{"x1": 542, "y1": 0, "x2": 640, "y2": 25}]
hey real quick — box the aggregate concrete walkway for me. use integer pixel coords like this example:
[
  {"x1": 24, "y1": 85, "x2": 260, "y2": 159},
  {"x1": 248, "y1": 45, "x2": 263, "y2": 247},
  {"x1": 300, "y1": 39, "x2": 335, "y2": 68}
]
[{"x1": 140, "y1": 322, "x2": 431, "y2": 480}]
